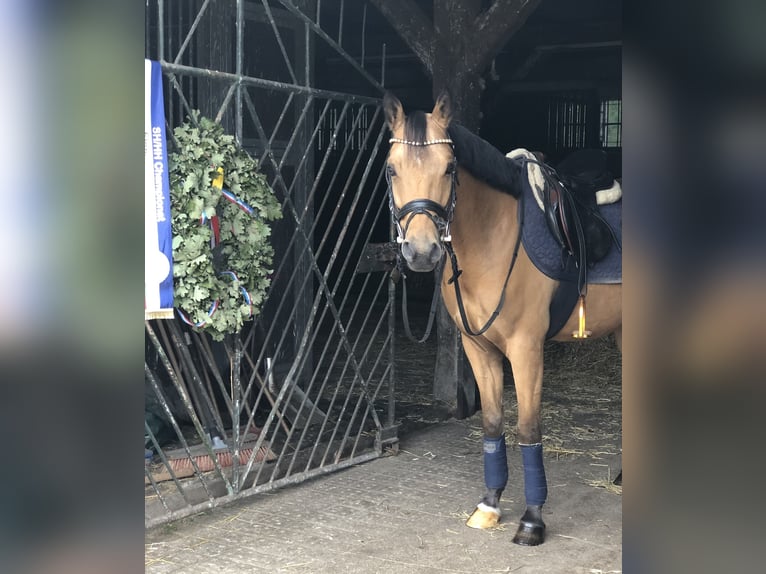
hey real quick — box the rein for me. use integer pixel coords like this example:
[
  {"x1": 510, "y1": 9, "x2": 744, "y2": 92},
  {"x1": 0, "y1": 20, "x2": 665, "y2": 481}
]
[
  {"x1": 445, "y1": 190, "x2": 524, "y2": 337},
  {"x1": 387, "y1": 136, "x2": 523, "y2": 341}
]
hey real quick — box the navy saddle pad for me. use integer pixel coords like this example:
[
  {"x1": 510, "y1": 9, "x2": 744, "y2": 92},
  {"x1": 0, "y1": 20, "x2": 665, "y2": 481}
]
[{"x1": 518, "y1": 174, "x2": 622, "y2": 285}]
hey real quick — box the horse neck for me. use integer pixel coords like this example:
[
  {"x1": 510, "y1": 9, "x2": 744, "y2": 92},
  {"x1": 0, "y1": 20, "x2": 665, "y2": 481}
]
[{"x1": 450, "y1": 167, "x2": 519, "y2": 262}]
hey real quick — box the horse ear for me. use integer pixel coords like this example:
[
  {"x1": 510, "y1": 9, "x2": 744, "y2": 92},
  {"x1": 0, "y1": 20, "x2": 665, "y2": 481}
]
[
  {"x1": 383, "y1": 92, "x2": 404, "y2": 132},
  {"x1": 432, "y1": 90, "x2": 452, "y2": 128}
]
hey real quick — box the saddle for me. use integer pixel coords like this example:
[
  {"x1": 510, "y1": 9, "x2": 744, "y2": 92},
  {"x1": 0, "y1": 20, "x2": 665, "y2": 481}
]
[
  {"x1": 510, "y1": 148, "x2": 620, "y2": 294},
  {"x1": 545, "y1": 149, "x2": 618, "y2": 272}
]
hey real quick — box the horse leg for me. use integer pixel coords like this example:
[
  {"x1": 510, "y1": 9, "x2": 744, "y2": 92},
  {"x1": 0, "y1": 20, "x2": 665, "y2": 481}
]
[
  {"x1": 507, "y1": 337, "x2": 547, "y2": 546},
  {"x1": 460, "y1": 336, "x2": 507, "y2": 530}
]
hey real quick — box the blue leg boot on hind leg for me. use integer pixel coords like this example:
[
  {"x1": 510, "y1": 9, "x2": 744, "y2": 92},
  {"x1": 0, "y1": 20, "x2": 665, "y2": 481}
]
[
  {"x1": 466, "y1": 435, "x2": 508, "y2": 529},
  {"x1": 513, "y1": 443, "x2": 548, "y2": 545}
]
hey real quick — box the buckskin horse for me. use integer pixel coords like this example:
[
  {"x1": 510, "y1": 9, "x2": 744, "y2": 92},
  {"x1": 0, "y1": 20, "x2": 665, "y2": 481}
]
[{"x1": 383, "y1": 92, "x2": 622, "y2": 546}]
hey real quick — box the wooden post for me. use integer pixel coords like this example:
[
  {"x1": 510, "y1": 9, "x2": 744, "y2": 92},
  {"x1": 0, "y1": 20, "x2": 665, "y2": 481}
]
[{"x1": 433, "y1": 287, "x2": 479, "y2": 419}]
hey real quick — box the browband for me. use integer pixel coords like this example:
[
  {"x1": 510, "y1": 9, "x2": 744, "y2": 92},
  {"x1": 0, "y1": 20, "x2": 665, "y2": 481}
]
[{"x1": 389, "y1": 137, "x2": 453, "y2": 147}]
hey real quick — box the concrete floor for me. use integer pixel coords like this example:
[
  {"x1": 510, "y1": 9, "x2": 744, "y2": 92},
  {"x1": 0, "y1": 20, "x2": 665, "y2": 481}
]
[{"x1": 145, "y1": 417, "x2": 621, "y2": 573}]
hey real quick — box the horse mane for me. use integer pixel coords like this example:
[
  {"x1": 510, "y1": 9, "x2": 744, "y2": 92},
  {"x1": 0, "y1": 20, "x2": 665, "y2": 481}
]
[{"x1": 447, "y1": 123, "x2": 522, "y2": 198}]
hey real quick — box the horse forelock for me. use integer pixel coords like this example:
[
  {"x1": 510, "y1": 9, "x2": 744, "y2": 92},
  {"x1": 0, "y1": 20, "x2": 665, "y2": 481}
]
[{"x1": 403, "y1": 111, "x2": 428, "y2": 147}]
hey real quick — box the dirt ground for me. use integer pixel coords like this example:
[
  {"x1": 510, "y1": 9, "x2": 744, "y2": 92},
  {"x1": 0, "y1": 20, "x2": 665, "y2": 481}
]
[{"x1": 146, "y1": 323, "x2": 622, "y2": 573}]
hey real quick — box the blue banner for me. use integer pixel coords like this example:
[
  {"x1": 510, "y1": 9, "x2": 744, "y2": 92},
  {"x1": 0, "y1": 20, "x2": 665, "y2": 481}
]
[{"x1": 145, "y1": 59, "x2": 174, "y2": 319}]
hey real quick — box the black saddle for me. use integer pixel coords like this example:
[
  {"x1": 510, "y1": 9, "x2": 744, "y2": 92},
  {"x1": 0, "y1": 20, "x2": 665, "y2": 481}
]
[{"x1": 542, "y1": 149, "x2": 618, "y2": 292}]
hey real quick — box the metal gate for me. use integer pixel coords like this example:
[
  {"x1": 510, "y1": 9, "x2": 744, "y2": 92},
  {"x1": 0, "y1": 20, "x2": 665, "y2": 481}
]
[{"x1": 145, "y1": 0, "x2": 398, "y2": 528}]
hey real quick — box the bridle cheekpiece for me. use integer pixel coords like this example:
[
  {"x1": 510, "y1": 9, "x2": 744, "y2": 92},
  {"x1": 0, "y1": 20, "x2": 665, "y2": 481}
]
[{"x1": 386, "y1": 137, "x2": 458, "y2": 245}]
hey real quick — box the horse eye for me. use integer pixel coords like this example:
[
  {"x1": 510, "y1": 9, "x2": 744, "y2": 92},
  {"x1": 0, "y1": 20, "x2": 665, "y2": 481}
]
[
  {"x1": 445, "y1": 161, "x2": 456, "y2": 176},
  {"x1": 386, "y1": 164, "x2": 396, "y2": 177}
]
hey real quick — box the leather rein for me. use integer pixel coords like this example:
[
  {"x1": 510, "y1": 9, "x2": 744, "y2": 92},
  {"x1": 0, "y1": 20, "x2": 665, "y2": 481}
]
[{"x1": 387, "y1": 136, "x2": 523, "y2": 342}]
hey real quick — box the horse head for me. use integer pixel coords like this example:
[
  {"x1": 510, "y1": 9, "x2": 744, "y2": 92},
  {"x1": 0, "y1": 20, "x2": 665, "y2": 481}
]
[{"x1": 383, "y1": 91, "x2": 457, "y2": 272}]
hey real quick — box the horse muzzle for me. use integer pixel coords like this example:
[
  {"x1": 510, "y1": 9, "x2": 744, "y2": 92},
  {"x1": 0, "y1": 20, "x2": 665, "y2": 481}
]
[{"x1": 400, "y1": 238, "x2": 442, "y2": 272}]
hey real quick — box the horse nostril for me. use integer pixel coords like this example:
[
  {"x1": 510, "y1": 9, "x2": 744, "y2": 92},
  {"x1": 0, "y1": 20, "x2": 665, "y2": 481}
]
[
  {"x1": 400, "y1": 240, "x2": 414, "y2": 260},
  {"x1": 428, "y1": 242, "x2": 442, "y2": 263}
]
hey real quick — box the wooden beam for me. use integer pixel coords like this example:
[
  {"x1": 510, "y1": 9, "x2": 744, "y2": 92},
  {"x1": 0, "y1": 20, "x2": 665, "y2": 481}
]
[
  {"x1": 465, "y1": 0, "x2": 543, "y2": 74},
  {"x1": 369, "y1": 0, "x2": 435, "y2": 76},
  {"x1": 512, "y1": 41, "x2": 623, "y2": 80}
]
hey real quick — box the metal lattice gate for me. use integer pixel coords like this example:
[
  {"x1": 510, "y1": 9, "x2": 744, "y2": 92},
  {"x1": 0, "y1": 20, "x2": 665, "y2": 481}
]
[{"x1": 144, "y1": 0, "x2": 398, "y2": 528}]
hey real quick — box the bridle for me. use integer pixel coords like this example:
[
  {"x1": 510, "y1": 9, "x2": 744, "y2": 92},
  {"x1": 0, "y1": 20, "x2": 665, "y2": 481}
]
[
  {"x1": 386, "y1": 137, "x2": 458, "y2": 246},
  {"x1": 386, "y1": 136, "x2": 524, "y2": 342}
]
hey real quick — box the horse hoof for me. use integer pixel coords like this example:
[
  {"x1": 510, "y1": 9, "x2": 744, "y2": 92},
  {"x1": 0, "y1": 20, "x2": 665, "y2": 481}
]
[
  {"x1": 466, "y1": 503, "x2": 501, "y2": 529},
  {"x1": 512, "y1": 521, "x2": 545, "y2": 546}
]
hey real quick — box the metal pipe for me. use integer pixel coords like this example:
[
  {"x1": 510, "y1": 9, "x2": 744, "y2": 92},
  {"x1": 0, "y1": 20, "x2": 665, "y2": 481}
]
[
  {"x1": 381, "y1": 42, "x2": 386, "y2": 86},
  {"x1": 159, "y1": 61, "x2": 380, "y2": 104},
  {"x1": 158, "y1": 0, "x2": 164, "y2": 61},
  {"x1": 146, "y1": 450, "x2": 380, "y2": 529},
  {"x1": 144, "y1": 362, "x2": 217, "y2": 499},
  {"x1": 261, "y1": 0, "x2": 298, "y2": 85},
  {"x1": 274, "y1": 0, "x2": 383, "y2": 93},
  {"x1": 236, "y1": 0, "x2": 244, "y2": 143},
  {"x1": 361, "y1": 2, "x2": 367, "y2": 68},
  {"x1": 173, "y1": 0, "x2": 211, "y2": 64},
  {"x1": 152, "y1": 320, "x2": 234, "y2": 493}
]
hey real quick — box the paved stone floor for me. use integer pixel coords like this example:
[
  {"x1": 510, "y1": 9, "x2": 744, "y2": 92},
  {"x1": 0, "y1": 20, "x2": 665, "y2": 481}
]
[{"x1": 145, "y1": 417, "x2": 621, "y2": 573}]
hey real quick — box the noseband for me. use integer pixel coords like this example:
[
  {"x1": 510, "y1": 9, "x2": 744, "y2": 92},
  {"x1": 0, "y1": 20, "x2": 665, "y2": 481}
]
[{"x1": 386, "y1": 137, "x2": 458, "y2": 244}]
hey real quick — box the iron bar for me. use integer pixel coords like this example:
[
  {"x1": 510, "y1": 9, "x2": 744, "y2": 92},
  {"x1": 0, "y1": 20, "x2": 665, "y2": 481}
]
[
  {"x1": 274, "y1": 0, "x2": 383, "y2": 92},
  {"x1": 169, "y1": 75, "x2": 199, "y2": 125},
  {"x1": 381, "y1": 42, "x2": 385, "y2": 86},
  {"x1": 236, "y1": 0, "x2": 244, "y2": 143},
  {"x1": 338, "y1": 0, "x2": 344, "y2": 47},
  {"x1": 160, "y1": 61, "x2": 380, "y2": 104},
  {"x1": 239, "y1": 347, "x2": 291, "y2": 434},
  {"x1": 146, "y1": 450, "x2": 380, "y2": 530},
  {"x1": 304, "y1": 16, "x2": 310, "y2": 86},
  {"x1": 145, "y1": 416, "x2": 190, "y2": 509},
  {"x1": 157, "y1": 320, "x2": 228, "y2": 442},
  {"x1": 276, "y1": 95, "x2": 316, "y2": 171},
  {"x1": 260, "y1": 92, "x2": 296, "y2": 166},
  {"x1": 361, "y1": 1, "x2": 367, "y2": 68},
  {"x1": 387, "y1": 200, "x2": 396, "y2": 430},
  {"x1": 192, "y1": 331, "x2": 234, "y2": 425},
  {"x1": 153, "y1": 319, "x2": 234, "y2": 493},
  {"x1": 261, "y1": 0, "x2": 298, "y2": 85},
  {"x1": 214, "y1": 82, "x2": 238, "y2": 126},
  {"x1": 144, "y1": 362, "x2": 216, "y2": 500},
  {"x1": 173, "y1": 0, "x2": 211, "y2": 65},
  {"x1": 349, "y1": 360, "x2": 392, "y2": 460},
  {"x1": 335, "y1": 323, "x2": 392, "y2": 463},
  {"x1": 158, "y1": 0, "x2": 164, "y2": 61},
  {"x1": 228, "y1": 335, "x2": 243, "y2": 492}
]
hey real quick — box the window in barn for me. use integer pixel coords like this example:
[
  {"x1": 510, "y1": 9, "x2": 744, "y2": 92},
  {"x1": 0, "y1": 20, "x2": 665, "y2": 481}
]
[
  {"x1": 318, "y1": 105, "x2": 369, "y2": 152},
  {"x1": 600, "y1": 99, "x2": 622, "y2": 148},
  {"x1": 547, "y1": 96, "x2": 587, "y2": 151}
]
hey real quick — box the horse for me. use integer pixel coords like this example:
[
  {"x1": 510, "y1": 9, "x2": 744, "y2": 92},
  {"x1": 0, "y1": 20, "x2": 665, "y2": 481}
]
[{"x1": 382, "y1": 91, "x2": 622, "y2": 546}]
